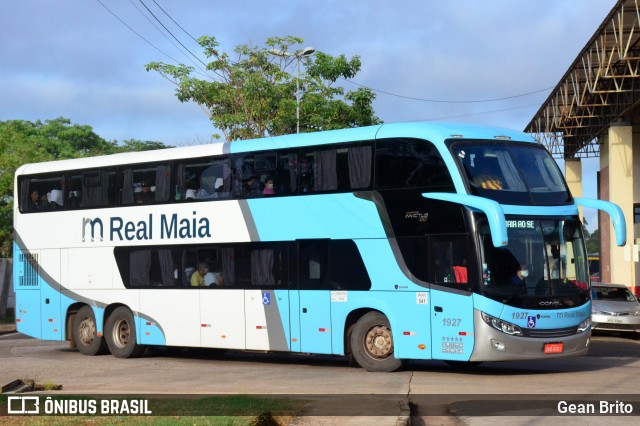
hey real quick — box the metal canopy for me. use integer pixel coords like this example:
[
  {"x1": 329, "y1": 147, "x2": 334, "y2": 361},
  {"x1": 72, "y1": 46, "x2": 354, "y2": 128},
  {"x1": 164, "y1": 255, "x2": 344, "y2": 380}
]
[{"x1": 525, "y1": 0, "x2": 640, "y2": 159}]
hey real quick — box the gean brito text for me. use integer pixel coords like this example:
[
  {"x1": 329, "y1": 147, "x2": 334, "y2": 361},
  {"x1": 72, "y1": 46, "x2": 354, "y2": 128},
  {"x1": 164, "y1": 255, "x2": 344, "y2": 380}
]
[{"x1": 82, "y1": 212, "x2": 211, "y2": 242}]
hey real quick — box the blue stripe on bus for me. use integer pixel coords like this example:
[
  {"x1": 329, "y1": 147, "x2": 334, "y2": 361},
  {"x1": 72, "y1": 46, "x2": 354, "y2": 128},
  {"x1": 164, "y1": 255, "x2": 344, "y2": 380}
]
[
  {"x1": 247, "y1": 193, "x2": 387, "y2": 241},
  {"x1": 138, "y1": 315, "x2": 166, "y2": 345}
]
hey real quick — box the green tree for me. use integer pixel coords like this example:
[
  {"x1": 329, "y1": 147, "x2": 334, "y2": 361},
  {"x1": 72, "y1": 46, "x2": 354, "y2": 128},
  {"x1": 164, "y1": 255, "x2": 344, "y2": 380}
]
[
  {"x1": 146, "y1": 36, "x2": 381, "y2": 140},
  {"x1": 585, "y1": 228, "x2": 600, "y2": 255},
  {"x1": 0, "y1": 118, "x2": 168, "y2": 257}
]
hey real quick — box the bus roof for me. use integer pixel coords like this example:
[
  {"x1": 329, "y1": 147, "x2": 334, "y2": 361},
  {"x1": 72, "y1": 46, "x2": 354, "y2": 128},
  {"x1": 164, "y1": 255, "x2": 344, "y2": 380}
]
[{"x1": 15, "y1": 121, "x2": 538, "y2": 175}]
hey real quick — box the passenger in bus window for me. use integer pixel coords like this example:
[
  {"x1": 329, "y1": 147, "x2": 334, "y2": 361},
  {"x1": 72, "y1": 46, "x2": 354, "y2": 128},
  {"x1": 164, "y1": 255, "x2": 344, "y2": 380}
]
[
  {"x1": 27, "y1": 189, "x2": 47, "y2": 211},
  {"x1": 243, "y1": 176, "x2": 260, "y2": 197},
  {"x1": 511, "y1": 265, "x2": 529, "y2": 286},
  {"x1": 190, "y1": 261, "x2": 209, "y2": 286},
  {"x1": 262, "y1": 177, "x2": 276, "y2": 195},
  {"x1": 136, "y1": 181, "x2": 154, "y2": 204}
]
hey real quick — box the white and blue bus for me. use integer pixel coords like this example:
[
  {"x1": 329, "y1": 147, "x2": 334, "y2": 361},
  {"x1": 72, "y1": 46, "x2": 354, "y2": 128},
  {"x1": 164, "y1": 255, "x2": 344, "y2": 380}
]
[{"x1": 13, "y1": 122, "x2": 626, "y2": 372}]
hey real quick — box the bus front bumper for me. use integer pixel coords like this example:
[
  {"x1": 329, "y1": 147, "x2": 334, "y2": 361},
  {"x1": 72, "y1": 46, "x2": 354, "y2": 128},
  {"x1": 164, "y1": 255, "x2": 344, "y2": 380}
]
[{"x1": 470, "y1": 310, "x2": 590, "y2": 362}]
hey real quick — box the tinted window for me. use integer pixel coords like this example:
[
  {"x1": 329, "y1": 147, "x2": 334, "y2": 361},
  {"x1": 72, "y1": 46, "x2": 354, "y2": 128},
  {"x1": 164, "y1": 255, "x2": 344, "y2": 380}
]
[
  {"x1": 226, "y1": 151, "x2": 300, "y2": 198},
  {"x1": 430, "y1": 236, "x2": 470, "y2": 288},
  {"x1": 20, "y1": 174, "x2": 65, "y2": 212},
  {"x1": 232, "y1": 242, "x2": 289, "y2": 288},
  {"x1": 116, "y1": 247, "x2": 179, "y2": 288},
  {"x1": 121, "y1": 165, "x2": 171, "y2": 205},
  {"x1": 117, "y1": 242, "x2": 289, "y2": 289},
  {"x1": 177, "y1": 158, "x2": 231, "y2": 201},
  {"x1": 452, "y1": 142, "x2": 571, "y2": 205},
  {"x1": 232, "y1": 154, "x2": 262, "y2": 198},
  {"x1": 82, "y1": 170, "x2": 117, "y2": 207},
  {"x1": 298, "y1": 239, "x2": 371, "y2": 290},
  {"x1": 376, "y1": 138, "x2": 453, "y2": 189},
  {"x1": 300, "y1": 144, "x2": 373, "y2": 194}
]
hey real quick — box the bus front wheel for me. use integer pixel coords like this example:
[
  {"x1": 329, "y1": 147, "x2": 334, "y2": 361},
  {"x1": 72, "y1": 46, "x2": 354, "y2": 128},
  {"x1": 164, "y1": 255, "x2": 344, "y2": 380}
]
[
  {"x1": 104, "y1": 307, "x2": 146, "y2": 358},
  {"x1": 350, "y1": 311, "x2": 403, "y2": 372},
  {"x1": 73, "y1": 306, "x2": 108, "y2": 356}
]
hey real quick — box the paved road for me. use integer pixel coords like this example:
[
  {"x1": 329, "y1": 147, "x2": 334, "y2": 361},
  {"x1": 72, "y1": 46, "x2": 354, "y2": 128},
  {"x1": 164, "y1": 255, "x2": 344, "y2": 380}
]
[{"x1": 1, "y1": 331, "x2": 639, "y2": 425}]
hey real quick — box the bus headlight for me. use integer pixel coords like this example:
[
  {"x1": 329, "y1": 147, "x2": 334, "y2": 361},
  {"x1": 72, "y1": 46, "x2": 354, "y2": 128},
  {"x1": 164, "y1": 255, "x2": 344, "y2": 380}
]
[
  {"x1": 577, "y1": 318, "x2": 591, "y2": 333},
  {"x1": 481, "y1": 312, "x2": 523, "y2": 336}
]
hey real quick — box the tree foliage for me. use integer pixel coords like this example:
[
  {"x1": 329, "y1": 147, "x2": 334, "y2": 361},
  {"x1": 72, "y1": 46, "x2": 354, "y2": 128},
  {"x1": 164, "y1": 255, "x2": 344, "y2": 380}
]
[
  {"x1": 146, "y1": 36, "x2": 381, "y2": 140},
  {"x1": 0, "y1": 117, "x2": 168, "y2": 257},
  {"x1": 584, "y1": 227, "x2": 600, "y2": 255}
]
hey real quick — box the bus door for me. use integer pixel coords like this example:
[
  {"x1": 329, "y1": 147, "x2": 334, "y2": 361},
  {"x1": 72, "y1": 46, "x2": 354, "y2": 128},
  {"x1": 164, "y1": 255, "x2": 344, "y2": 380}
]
[
  {"x1": 428, "y1": 236, "x2": 475, "y2": 361},
  {"x1": 39, "y1": 249, "x2": 62, "y2": 341},
  {"x1": 244, "y1": 243, "x2": 291, "y2": 352},
  {"x1": 292, "y1": 240, "x2": 333, "y2": 354},
  {"x1": 14, "y1": 247, "x2": 41, "y2": 339},
  {"x1": 201, "y1": 288, "x2": 245, "y2": 349},
  {"x1": 245, "y1": 289, "x2": 291, "y2": 351}
]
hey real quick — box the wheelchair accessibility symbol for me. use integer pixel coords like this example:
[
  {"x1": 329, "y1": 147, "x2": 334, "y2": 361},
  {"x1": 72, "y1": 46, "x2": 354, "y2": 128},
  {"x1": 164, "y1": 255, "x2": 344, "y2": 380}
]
[
  {"x1": 527, "y1": 316, "x2": 536, "y2": 328},
  {"x1": 262, "y1": 292, "x2": 271, "y2": 305}
]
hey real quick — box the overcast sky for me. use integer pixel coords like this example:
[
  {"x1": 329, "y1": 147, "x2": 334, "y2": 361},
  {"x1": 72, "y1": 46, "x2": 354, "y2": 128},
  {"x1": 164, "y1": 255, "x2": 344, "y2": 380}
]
[{"x1": 0, "y1": 0, "x2": 618, "y2": 227}]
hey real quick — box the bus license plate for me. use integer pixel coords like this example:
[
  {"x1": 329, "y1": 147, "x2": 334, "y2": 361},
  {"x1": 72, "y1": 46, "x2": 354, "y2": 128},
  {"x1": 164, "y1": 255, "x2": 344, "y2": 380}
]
[{"x1": 544, "y1": 343, "x2": 564, "y2": 354}]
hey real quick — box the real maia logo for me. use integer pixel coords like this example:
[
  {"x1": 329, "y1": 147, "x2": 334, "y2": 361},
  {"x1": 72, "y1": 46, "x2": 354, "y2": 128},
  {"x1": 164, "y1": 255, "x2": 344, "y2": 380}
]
[{"x1": 82, "y1": 212, "x2": 211, "y2": 242}]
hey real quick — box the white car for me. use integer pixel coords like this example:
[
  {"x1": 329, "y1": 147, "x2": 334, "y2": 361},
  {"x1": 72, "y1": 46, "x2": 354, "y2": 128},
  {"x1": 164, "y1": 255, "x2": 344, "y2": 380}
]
[{"x1": 591, "y1": 283, "x2": 640, "y2": 337}]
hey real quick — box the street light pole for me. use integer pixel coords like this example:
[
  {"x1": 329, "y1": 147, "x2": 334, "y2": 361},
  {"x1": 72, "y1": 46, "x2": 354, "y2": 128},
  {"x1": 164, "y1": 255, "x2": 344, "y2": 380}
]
[
  {"x1": 295, "y1": 47, "x2": 315, "y2": 134},
  {"x1": 270, "y1": 46, "x2": 315, "y2": 133}
]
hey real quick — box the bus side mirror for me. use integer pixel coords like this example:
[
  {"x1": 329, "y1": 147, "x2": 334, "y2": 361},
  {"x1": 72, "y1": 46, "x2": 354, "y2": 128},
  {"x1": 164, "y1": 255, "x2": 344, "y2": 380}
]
[
  {"x1": 574, "y1": 198, "x2": 626, "y2": 246},
  {"x1": 423, "y1": 192, "x2": 508, "y2": 248}
]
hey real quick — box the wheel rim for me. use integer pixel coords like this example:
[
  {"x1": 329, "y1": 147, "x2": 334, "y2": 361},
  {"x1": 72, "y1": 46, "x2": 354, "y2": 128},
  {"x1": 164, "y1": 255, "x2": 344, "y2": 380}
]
[
  {"x1": 78, "y1": 316, "x2": 96, "y2": 346},
  {"x1": 112, "y1": 319, "x2": 131, "y2": 349},
  {"x1": 364, "y1": 324, "x2": 393, "y2": 359}
]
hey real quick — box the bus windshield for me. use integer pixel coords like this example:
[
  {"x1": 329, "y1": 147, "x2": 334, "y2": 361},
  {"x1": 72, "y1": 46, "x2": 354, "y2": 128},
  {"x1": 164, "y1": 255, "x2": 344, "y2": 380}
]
[
  {"x1": 479, "y1": 219, "x2": 589, "y2": 308},
  {"x1": 452, "y1": 142, "x2": 571, "y2": 205}
]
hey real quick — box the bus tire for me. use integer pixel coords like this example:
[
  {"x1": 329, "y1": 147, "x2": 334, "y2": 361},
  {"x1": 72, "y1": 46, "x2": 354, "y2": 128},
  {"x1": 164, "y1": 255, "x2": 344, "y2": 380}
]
[
  {"x1": 350, "y1": 311, "x2": 403, "y2": 372},
  {"x1": 73, "y1": 306, "x2": 108, "y2": 356},
  {"x1": 104, "y1": 307, "x2": 146, "y2": 358}
]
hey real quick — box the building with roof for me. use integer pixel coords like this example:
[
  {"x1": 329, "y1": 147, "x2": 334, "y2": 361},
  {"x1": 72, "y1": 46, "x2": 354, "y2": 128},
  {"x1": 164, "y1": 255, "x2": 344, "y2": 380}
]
[{"x1": 526, "y1": 0, "x2": 640, "y2": 294}]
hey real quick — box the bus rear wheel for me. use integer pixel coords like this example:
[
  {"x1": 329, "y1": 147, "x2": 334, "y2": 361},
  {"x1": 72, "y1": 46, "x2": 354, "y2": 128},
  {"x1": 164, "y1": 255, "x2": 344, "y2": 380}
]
[
  {"x1": 105, "y1": 307, "x2": 146, "y2": 358},
  {"x1": 350, "y1": 311, "x2": 403, "y2": 372},
  {"x1": 73, "y1": 306, "x2": 108, "y2": 356}
]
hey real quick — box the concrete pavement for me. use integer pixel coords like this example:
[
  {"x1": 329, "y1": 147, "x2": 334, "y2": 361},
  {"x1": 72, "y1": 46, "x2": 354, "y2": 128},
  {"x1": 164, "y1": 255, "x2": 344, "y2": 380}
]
[{"x1": 0, "y1": 333, "x2": 413, "y2": 425}]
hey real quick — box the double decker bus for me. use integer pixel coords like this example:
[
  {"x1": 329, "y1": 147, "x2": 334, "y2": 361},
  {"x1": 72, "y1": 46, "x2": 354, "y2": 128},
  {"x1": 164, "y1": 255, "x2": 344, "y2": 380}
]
[{"x1": 13, "y1": 122, "x2": 626, "y2": 372}]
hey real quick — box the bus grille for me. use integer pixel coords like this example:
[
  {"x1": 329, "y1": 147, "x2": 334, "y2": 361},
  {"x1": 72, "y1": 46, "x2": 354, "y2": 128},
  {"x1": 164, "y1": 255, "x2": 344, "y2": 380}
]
[
  {"x1": 522, "y1": 326, "x2": 577, "y2": 338},
  {"x1": 18, "y1": 253, "x2": 39, "y2": 287}
]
